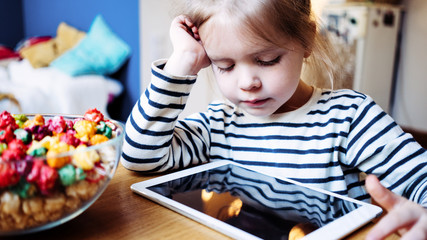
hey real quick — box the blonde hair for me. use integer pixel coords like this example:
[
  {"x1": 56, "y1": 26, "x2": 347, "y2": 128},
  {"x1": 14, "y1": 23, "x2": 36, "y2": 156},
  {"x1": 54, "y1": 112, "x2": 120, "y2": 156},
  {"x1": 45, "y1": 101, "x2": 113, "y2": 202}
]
[{"x1": 172, "y1": 0, "x2": 343, "y2": 89}]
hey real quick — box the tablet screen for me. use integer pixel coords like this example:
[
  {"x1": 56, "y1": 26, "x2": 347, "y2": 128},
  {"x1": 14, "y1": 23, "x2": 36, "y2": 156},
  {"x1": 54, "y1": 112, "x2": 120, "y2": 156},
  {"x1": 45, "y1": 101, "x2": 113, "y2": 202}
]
[{"x1": 146, "y1": 163, "x2": 363, "y2": 240}]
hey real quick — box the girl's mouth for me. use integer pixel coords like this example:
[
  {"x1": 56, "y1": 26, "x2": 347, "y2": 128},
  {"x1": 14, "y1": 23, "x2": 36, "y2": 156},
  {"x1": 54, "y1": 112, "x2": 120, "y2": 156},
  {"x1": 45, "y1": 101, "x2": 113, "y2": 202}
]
[{"x1": 242, "y1": 98, "x2": 269, "y2": 107}]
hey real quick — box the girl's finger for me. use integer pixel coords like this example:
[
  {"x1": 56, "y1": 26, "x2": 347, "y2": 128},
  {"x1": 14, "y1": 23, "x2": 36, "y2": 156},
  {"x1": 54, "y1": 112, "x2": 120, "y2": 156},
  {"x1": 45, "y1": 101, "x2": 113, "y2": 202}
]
[{"x1": 179, "y1": 16, "x2": 200, "y2": 40}]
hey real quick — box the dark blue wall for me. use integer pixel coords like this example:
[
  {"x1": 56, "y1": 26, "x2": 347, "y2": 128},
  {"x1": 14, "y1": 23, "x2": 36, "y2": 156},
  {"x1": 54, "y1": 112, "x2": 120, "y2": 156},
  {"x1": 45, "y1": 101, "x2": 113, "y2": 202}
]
[
  {"x1": 0, "y1": 0, "x2": 24, "y2": 48},
  {"x1": 1, "y1": 0, "x2": 140, "y2": 121}
]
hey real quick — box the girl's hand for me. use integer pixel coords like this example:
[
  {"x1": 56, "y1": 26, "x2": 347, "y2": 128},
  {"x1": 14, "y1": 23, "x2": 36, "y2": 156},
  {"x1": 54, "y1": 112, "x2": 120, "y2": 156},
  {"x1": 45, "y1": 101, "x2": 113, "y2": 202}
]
[
  {"x1": 365, "y1": 174, "x2": 427, "y2": 240},
  {"x1": 164, "y1": 15, "x2": 211, "y2": 76}
]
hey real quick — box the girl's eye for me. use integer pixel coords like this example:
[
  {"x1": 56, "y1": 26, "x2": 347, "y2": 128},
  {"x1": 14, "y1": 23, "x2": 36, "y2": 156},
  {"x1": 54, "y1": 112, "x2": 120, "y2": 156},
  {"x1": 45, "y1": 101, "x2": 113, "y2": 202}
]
[
  {"x1": 256, "y1": 56, "x2": 281, "y2": 66},
  {"x1": 217, "y1": 64, "x2": 235, "y2": 73}
]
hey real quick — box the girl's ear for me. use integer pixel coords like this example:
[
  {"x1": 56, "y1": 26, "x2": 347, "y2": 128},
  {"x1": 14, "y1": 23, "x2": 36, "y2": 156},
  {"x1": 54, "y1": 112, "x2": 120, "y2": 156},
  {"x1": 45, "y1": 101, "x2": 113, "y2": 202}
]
[
  {"x1": 304, "y1": 49, "x2": 312, "y2": 58},
  {"x1": 304, "y1": 21, "x2": 316, "y2": 58}
]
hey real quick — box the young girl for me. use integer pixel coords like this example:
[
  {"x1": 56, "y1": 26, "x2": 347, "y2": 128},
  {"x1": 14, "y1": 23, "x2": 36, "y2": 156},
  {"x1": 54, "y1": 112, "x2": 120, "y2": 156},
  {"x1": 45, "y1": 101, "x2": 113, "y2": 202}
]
[{"x1": 121, "y1": 0, "x2": 427, "y2": 238}]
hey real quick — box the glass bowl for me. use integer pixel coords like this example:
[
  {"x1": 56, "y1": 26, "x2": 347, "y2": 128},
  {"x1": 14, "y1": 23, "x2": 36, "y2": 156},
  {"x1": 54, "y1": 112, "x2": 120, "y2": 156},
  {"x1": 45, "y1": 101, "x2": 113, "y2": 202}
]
[{"x1": 0, "y1": 111, "x2": 124, "y2": 236}]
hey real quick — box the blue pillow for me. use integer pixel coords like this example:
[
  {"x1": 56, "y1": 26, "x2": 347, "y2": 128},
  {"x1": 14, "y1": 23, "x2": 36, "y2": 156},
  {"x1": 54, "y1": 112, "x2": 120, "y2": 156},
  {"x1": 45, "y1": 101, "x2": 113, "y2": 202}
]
[{"x1": 51, "y1": 15, "x2": 131, "y2": 76}]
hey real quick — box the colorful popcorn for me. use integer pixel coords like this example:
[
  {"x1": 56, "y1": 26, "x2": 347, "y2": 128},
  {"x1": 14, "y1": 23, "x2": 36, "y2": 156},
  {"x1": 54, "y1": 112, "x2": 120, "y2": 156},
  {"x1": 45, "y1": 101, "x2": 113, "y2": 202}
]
[{"x1": 0, "y1": 109, "x2": 121, "y2": 232}]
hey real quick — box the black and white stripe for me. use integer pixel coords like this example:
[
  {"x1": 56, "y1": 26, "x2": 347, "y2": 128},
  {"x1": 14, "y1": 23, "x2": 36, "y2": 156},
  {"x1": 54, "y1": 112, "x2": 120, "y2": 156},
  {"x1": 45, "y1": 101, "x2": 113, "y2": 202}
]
[{"x1": 121, "y1": 59, "x2": 427, "y2": 205}]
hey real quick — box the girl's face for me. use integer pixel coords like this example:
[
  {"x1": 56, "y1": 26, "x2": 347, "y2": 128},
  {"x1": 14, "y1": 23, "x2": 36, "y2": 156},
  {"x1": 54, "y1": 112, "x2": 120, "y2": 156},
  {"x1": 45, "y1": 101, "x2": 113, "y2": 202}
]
[{"x1": 200, "y1": 16, "x2": 310, "y2": 117}]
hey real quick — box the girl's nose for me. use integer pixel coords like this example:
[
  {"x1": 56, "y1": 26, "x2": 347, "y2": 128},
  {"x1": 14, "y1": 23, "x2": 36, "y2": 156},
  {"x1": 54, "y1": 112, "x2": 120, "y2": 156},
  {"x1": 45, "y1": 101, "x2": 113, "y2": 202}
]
[{"x1": 238, "y1": 70, "x2": 261, "y2": 91}]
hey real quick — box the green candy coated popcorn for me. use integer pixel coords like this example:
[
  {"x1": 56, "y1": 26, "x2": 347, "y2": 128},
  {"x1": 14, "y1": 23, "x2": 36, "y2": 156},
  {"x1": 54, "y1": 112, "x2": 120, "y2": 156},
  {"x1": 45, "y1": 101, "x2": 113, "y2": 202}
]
[
  {"x1": 14, "y1": 128, "x2": 31, "y2": 144},
  {"x1": 11, "y1": 178, "x2": 36, "y2": 199},
  {"x1": 76, "y1": 167, "x2": 86, "y2": 181},
  {"x1": 58, "y1": 164, "x2": 77, "y2": 186},
  {"x1": 29, "y1": 147, "x2": 48, "y2": 157},
  {"x1": 15, "y1": 120, "x2": 25, "y2": 128},
  {"x1": 0, "y1": 143, "x2": 7, "y2": 154},
  {"x1": 13, "y1": 114, "x2": 28, "y2": 128},
  {"x1": 96, "y1": 121, "x2": 112, "y2": 139},
  {"x1": 104, "y1": 125, "x2": 112, "y2": 138},
  {"x1": 96, "y1": 121, "x2": 106, "y2": 132}
]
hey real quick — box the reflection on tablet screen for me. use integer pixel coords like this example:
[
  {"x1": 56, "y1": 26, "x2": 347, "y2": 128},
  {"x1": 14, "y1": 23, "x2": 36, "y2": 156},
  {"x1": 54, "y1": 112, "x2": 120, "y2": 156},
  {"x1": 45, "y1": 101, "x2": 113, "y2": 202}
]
[{"x1": 147, "y1": 164, "x2": 361, "y2": 240}]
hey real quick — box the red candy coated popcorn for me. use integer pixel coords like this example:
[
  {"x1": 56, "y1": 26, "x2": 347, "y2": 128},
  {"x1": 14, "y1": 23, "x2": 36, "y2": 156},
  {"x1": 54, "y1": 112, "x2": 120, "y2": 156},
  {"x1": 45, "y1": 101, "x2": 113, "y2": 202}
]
[
  {"x1": 14, "y1": 156, "x2": 33, "y2": 175},
  {"x1": 26, "y1": 160, "x2": 58, "y2": 195},
  {"x1": 84, "y1": 108, "x2": 104, "y2": 124},
  {"x1": 26, "y1": 160, "x2": 44, "y2": 183},
  {"x1": 0, "y1": 111, "x2": 19, "y2": 131},
  {"x1": 2, "y1": 148, "x2": 23, "y2": 162},
  {"x1": 65, "y1": 119, "x2": 74, "y2": 129},
  {"x1": 1, "y1": 139, "x2": 27, "y2": 161},
  {"x1": 0, "y1": 163, "x2": 20, "y2": 188},
  {"x1": 47, "y1": 116, "x2": 68, "y2": 134},
  {"x1": 38, "y1": 164, "x2": 59, "y2": 194},
  {"x1": 0, "y1": 126, "x2": 15, "y2": 143},
  {"x1": 27, "y1": 125, "x2": 52, "y2": 141},
  {"x1": 8, "y1": 138, "x2": 27, "y2": 152},
  {"x1": 59, "y1": 129, "x2": 81, "y2": 147}
]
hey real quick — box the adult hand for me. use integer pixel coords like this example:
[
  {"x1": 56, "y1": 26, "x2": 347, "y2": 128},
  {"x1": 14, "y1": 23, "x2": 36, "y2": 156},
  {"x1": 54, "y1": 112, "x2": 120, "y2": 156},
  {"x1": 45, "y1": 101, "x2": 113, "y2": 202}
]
[
  {"x1": 365, "y1": 174, "x2": 427, "y2": 240},
  {"x1": 164, "y1": 15, "x2": 211, "y2": 76}
]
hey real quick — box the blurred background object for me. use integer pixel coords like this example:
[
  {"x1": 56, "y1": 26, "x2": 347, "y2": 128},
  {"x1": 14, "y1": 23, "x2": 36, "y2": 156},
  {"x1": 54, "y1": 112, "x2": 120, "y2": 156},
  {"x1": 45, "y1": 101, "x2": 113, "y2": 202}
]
[{"x1": 321, "y1": 3, "x2": 402, "y2": 114}]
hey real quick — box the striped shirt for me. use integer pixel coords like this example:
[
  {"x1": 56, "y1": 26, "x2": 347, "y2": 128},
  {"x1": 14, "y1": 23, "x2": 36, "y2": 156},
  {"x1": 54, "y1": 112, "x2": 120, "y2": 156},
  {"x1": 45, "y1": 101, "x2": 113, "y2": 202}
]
[{"x1": 121, "y1": 59, "x2": 427, "y2": 205}]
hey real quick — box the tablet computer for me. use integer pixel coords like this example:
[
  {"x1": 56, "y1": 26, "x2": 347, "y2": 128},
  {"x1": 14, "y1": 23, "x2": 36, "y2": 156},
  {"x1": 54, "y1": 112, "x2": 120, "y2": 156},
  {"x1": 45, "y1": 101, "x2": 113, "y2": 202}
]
[{"x1": 131, "y1": 160, "x2": 382, "y2": 240}]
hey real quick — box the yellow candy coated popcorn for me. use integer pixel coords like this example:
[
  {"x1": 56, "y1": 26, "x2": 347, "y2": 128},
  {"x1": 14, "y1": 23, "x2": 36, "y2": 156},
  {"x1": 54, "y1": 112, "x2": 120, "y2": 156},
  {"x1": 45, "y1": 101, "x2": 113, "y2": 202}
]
[
  {"x1": 72, "y1": 145, "x2": 100, "y2": 170},
  {"x1": 46, "y1": 153, "x2": 71, "y2": 169},
  {"x1": 74, "y1": 120, "x2": 97, "y2": 142},
  {"x1": 46, "y1": 141, "x2": 74, "y2": 168},
  {"x1": 49, "y1": 141, "x2": 72, "y2": 153},
  {"x1": 40, "y1": 136, "x2": 59, "y2": 149},
  {"x1": 22, "y1": 114, "x2": 45, "y2": 128},
  {"x1": 26, "y1": 136, "x2": 56, "y2": 156},
  {"x1": 90, "y1": 134, "x2": 109, "y2": 145}
]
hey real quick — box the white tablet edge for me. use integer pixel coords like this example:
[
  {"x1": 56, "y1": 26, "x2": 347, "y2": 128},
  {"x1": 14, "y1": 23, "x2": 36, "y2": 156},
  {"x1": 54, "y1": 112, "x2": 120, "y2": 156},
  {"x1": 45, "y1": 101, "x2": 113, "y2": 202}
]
[
  {"x1": 302, "y1": 203, "x2": 381, "y2": 240},
  {"x1": 131, "y1": 160, "x2": 383, "y2": 240}
]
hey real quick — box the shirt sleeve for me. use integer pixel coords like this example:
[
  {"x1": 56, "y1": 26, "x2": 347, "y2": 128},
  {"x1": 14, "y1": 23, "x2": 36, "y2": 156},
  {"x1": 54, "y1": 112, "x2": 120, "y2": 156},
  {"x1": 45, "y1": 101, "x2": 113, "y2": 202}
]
[
  {"x1": 345, "y1": 94, "x2": 427, "y2": 204},
  {"x1": 120, "y1": 59, "x2": 211, "y2": 172}
]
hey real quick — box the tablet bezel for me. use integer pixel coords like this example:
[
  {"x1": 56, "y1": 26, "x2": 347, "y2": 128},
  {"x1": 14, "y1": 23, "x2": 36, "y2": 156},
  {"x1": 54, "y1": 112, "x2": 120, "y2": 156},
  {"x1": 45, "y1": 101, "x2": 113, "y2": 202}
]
[{"x1": 131, "y1": 160, "x2": 383, "y2": 240}]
